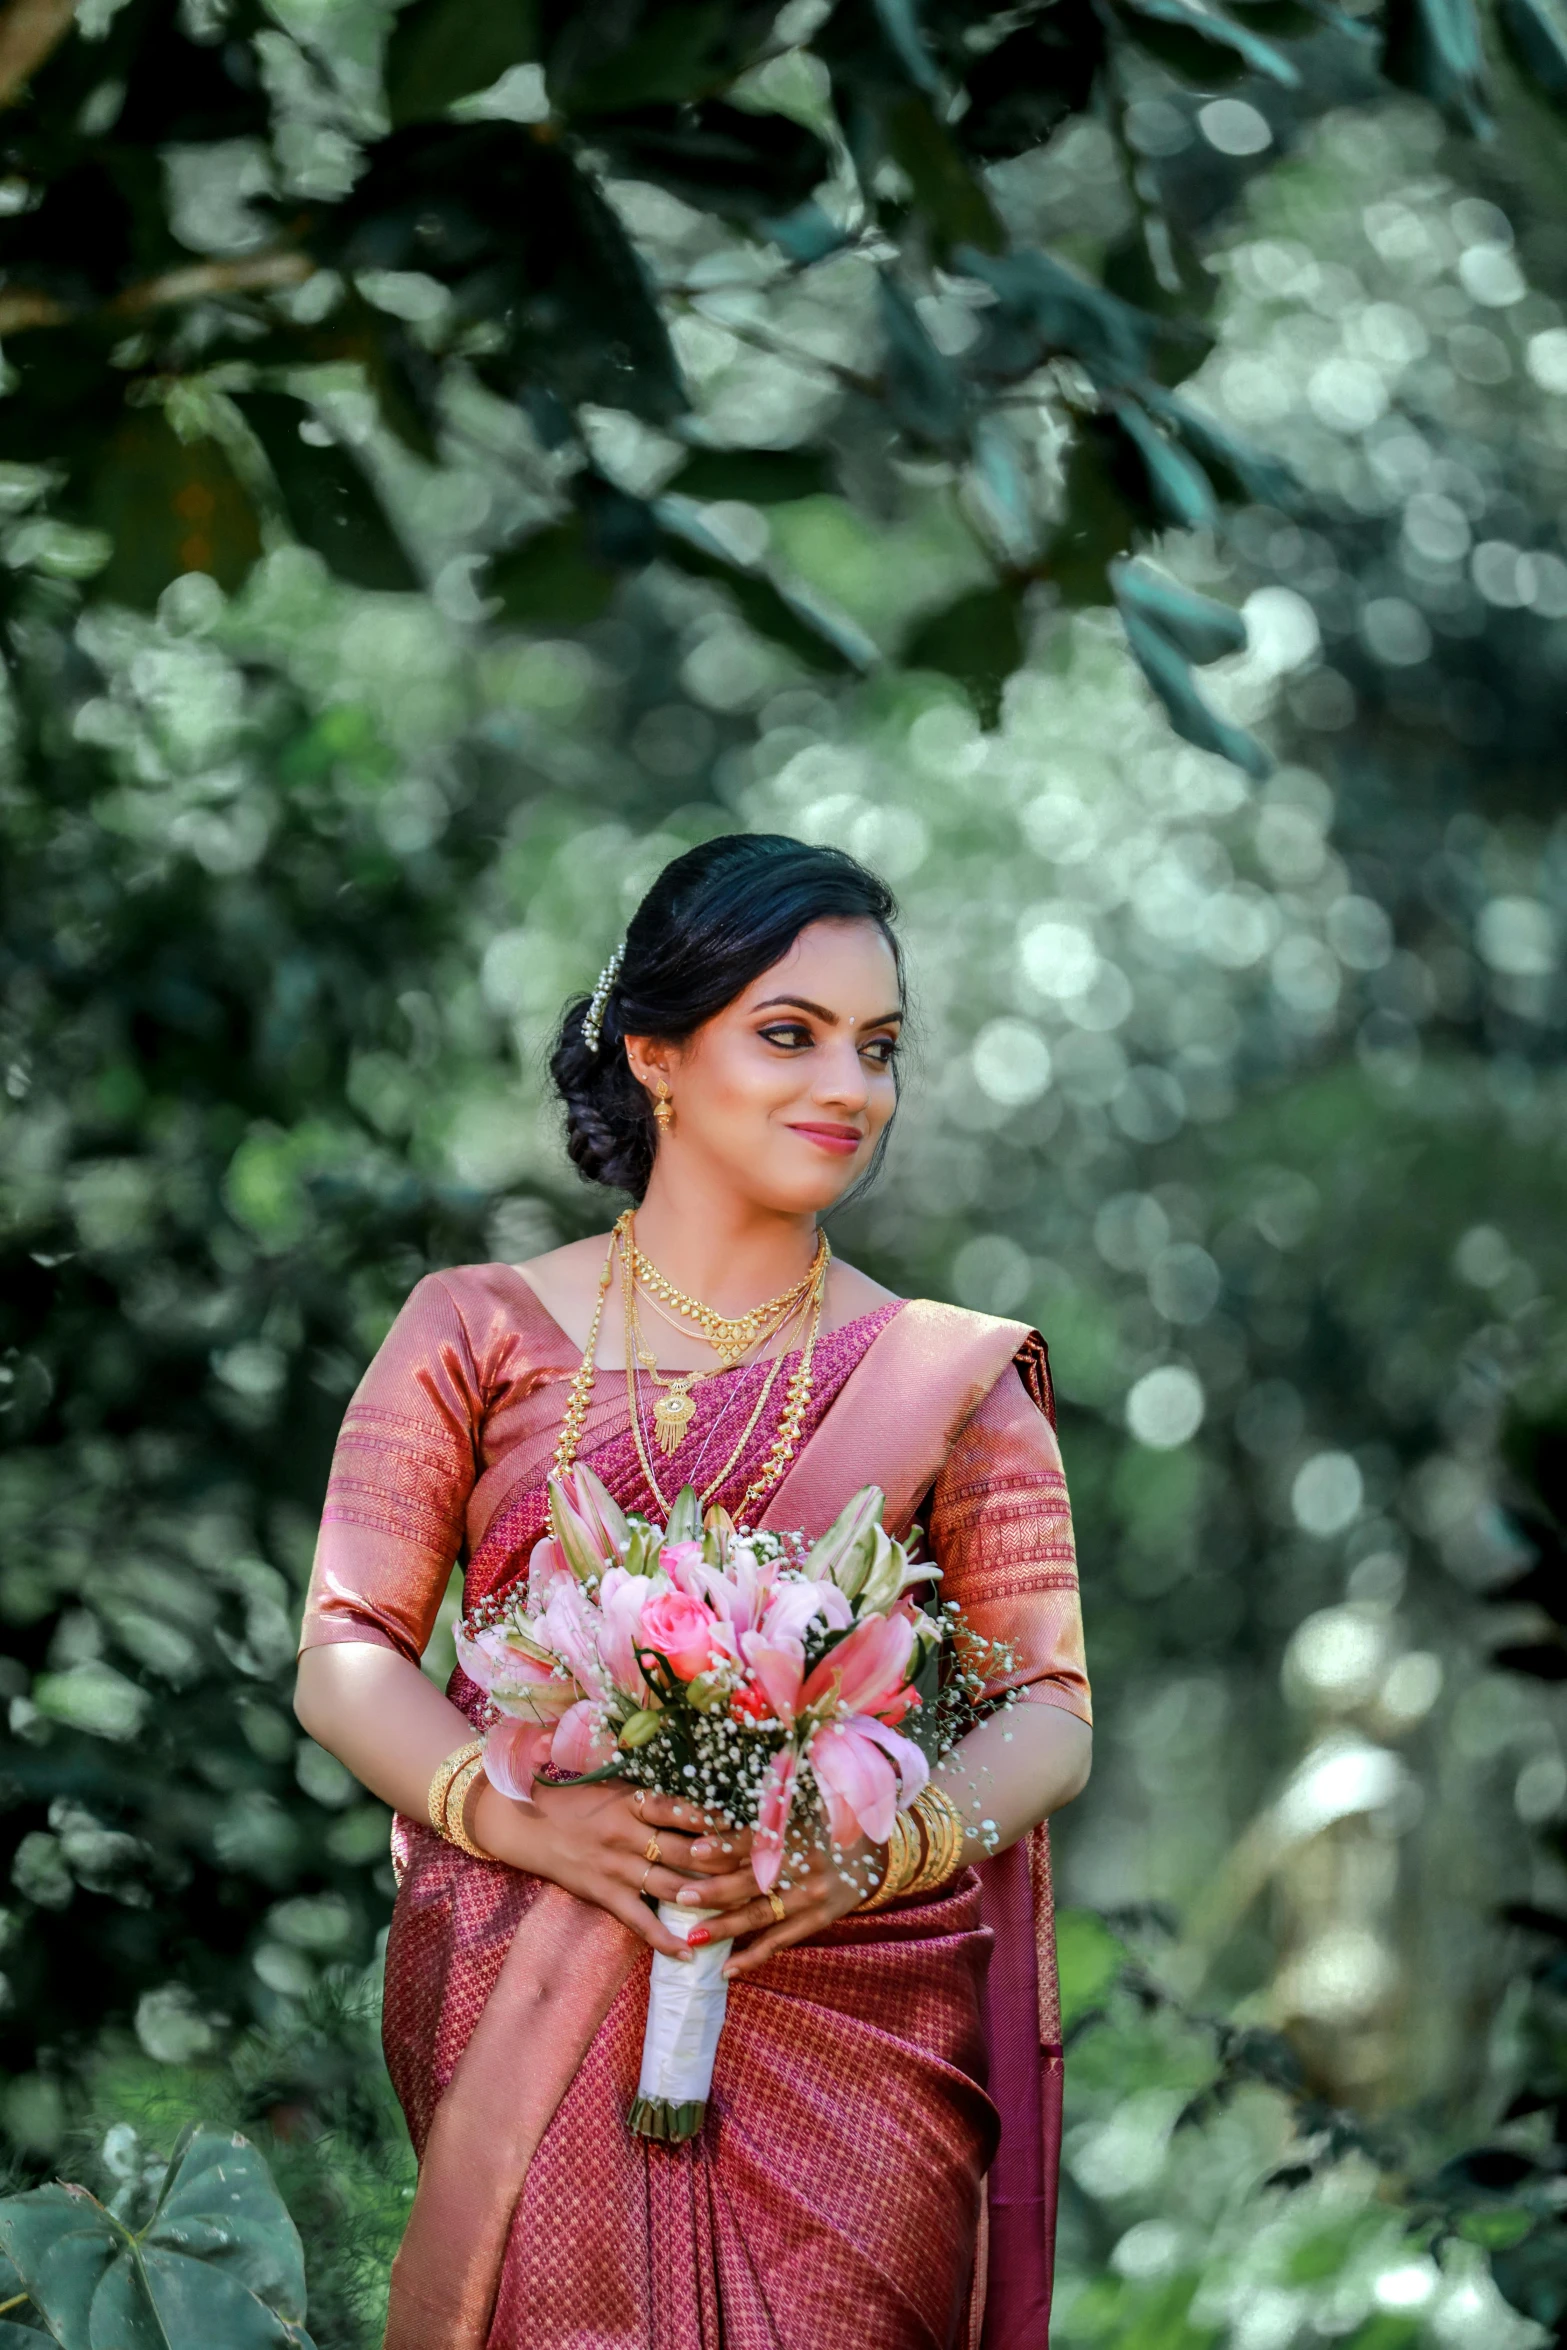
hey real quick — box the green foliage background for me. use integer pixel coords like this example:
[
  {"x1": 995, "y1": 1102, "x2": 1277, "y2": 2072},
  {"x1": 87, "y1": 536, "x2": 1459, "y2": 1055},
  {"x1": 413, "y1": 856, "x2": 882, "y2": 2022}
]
[{"x1": 1, "y1": 0, "x2": 1566, "y2": 2344}]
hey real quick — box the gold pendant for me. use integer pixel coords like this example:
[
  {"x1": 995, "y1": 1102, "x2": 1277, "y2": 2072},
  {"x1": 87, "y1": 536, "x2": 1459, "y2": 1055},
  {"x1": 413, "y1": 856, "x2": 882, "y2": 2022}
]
[{"x1": 653, "y1": 1386, "x2": 697, "y2": 1456}]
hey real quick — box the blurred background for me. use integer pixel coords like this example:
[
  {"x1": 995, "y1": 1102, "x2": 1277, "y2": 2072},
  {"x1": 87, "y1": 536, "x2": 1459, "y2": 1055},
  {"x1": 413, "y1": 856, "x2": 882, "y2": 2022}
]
[{"x1": 1, "y1": 0, "x2": 1566, "y2": 2343}]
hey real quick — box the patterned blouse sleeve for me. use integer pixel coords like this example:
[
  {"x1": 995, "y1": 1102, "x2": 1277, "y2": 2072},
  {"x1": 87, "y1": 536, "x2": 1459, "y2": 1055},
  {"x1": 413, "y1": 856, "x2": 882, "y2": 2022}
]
[
  {"x1": 298, "y1": 1274, "x2": 485, "y2": 1669},
  {"x1": 928, "y1": 1350, "x2": 1090, "y2": 1725}
]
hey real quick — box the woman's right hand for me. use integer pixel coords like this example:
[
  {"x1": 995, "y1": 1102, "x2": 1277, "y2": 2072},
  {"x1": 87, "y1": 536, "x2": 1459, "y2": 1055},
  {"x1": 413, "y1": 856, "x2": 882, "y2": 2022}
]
[{"x1": 472, "y1": 1776, "x2": 752, "y2": 1960}]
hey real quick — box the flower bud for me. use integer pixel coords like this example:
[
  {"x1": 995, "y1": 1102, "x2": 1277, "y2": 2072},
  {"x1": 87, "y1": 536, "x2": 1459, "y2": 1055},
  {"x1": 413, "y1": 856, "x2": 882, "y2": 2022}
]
[{"x1": 618, "y1": 1708, "x2": 663, "y2": 1748}]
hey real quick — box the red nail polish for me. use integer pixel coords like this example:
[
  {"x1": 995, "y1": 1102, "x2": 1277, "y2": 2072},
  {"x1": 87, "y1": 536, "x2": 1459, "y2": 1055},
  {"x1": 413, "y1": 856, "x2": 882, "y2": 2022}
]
[{"x1": 687, "y1": 1927, "x2": 711, "y2": 1948}]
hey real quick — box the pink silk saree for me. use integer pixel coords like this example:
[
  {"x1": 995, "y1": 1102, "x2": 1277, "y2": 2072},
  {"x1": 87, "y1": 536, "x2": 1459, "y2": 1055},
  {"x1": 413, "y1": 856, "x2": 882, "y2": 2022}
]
[{"x1": 299, "y1": 1266, "x2": 1089, "y2": 2350}]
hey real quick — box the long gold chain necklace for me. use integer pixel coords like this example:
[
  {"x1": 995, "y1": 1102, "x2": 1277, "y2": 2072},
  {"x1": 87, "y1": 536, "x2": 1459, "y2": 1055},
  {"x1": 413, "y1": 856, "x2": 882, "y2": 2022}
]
[
  {"x1": 621, "y1": 1239, "x2": 823, "y2": 1516},
  {"x1": 550, "y1": 1213, "x2": 624, "y2": 1478},
  {"x1": 629, "y1": 1227, "x2": 827, "y2": 1369}
]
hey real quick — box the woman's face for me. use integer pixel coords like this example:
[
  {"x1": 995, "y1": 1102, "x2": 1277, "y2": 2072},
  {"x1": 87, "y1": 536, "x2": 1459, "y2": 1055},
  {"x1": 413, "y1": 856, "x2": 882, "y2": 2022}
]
[{"x1": 627, "y1": 917, "x2": 903, "y2": 1218}]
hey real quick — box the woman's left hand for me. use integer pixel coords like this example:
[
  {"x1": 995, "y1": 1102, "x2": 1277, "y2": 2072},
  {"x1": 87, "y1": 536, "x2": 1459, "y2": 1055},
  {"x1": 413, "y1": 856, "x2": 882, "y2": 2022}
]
[{"x1": 682, "y1": 1830, "x2": 883, "y2": 1979}]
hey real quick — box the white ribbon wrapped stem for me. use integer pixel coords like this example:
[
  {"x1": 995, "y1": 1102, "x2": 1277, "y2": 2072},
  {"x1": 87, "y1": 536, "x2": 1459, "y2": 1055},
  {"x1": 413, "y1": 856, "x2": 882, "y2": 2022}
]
[{"x1": 629, "y1": 1904, "x2": 729, "y2": 2143}]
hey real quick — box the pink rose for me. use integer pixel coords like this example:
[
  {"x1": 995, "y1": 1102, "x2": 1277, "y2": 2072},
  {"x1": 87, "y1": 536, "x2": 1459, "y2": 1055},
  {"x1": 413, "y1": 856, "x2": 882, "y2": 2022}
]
[{"x1": 639, "y1": 1588, "x2": 722, "y2": 1683}]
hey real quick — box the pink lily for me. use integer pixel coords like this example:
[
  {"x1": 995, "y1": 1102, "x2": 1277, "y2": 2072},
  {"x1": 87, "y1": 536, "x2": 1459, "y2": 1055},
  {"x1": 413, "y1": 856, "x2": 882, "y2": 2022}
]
[
  {"x1": 482, "y1": 1715, "x2": 557, "y2": 1803},
  {"x1": 537, "y1": 1577, "x2": 609, "y2": 1697},
  {"x1": 526, "y1": 1532, "x2": 573, "y2": 1606},
  {"x1": 810, "y1": 1715, "x2": 928, "y2": 1848},
  {"x1": 752, "y1": 1747, "x2": 799, "y2": 1893},
  {"x1": 551, "y1": 1698, "x2": 618, "y2": 1777},
  {"x1": 548, "y1": 1464, "x2": 630, "y2": 1581},
  {"x1": 739, "y1": 1631, "x2": 806, "y2": 1728},
  {"x1": 758, "y1": 1577, "x2": 853, "y2": 1646},
  {"x1": 799, "y1": 1609, "x2": 916, "y2": 1719},
  {"x1": 596, "y1": 1568, "x2": 654, "y2": 1700},
  {"x1": 454, "y1": 1622, "x2": 578, "y2": 1721},
  {"x1": 657, "y1": 1540, "x2": 706, "y2": 1596}
]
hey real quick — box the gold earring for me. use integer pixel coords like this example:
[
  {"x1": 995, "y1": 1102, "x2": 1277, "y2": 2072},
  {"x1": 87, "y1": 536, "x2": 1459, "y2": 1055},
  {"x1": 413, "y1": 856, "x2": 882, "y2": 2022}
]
[{"x1": 653, "y1": 1079, "x2": 673, "y2": 1134}]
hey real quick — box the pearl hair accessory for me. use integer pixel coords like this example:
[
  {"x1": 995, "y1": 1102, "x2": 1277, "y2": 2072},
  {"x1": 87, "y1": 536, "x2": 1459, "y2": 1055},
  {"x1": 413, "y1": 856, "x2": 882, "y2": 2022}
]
[{"x1": 581, "y1": 941, "x2": 625, "y2": 1056}]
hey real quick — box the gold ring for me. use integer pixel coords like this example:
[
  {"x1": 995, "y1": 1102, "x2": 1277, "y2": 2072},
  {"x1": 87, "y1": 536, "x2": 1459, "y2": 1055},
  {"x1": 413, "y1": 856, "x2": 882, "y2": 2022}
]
[
  {"x1": 644, "y1": 1836, "x2": 661, "y2": 1866},
  {"x1": 766, "y1": 1890, "x2": 786, "y2": 1923},
  {"x1": 639, "y1": 1864, "x2": 652, "y2": 1895},
  {"x1": 632, "y1": 1788, "x2": 646, "y2": 1812}
]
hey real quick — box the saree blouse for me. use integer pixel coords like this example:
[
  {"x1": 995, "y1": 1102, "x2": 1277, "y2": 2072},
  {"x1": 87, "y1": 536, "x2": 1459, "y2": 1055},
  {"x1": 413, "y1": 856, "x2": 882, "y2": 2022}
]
[{"x1": 299, "y1": 1262, "x2": 1090, "y2": 1731}]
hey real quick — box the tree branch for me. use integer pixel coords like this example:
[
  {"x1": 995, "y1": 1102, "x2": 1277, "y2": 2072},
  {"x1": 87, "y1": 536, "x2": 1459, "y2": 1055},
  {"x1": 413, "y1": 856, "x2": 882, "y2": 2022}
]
[{"x1": 0, "y1": 248, "x2": 313, "y2": 336}]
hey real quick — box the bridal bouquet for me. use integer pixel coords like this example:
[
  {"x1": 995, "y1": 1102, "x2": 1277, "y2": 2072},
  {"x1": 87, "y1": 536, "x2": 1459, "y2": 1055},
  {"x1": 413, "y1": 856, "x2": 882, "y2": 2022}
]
[{"x1": 455, "y1": 1465, "x2": 1009, "y2": 2141}]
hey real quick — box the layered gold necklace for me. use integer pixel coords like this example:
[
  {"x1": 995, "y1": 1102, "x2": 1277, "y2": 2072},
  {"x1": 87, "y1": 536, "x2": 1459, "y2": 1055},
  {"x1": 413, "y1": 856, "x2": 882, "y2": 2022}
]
[{"x1": 550, "y1": 1211, "x2": 830, "y2": 1528}]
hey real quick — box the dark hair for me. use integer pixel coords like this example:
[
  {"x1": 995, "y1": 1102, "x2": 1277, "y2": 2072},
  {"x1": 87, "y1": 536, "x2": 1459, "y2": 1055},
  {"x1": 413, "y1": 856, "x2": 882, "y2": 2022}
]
[{"x1": 550, "y1": 833, "x2": 902, "y2": 1198}]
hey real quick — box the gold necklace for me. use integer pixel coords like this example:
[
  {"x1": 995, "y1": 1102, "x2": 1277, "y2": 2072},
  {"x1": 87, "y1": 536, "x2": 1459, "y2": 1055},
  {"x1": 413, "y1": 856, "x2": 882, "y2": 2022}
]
[
  {"x1": 550, "y1": 1214, "x2": 624, "y2": 1477},
  {"x1": 629, "y1": 1223, "x2": 828, "y2": 1369},
  {"x1": 730, "y1": 1267, "x2": 826, "y2": 1529},
  {"x1": 624, "y1": 1240, "x2": 826, "y2": 1513},
  {"x1": 629, "y1": 1275, "x2": 803, "y2": 1455},
  {"x1": 621, "y1": 1242, "x2": 819, "y2": 1515}
]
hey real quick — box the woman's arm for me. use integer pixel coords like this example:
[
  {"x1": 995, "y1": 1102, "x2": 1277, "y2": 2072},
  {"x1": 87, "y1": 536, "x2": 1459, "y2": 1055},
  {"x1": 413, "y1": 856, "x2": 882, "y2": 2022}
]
[
  {"x1": 933, "y1": 1699, "x2": 1092, "y2": 1860},
  {"x1": 293, "y1": 1641, "x2": 756, "y2": 1960}
]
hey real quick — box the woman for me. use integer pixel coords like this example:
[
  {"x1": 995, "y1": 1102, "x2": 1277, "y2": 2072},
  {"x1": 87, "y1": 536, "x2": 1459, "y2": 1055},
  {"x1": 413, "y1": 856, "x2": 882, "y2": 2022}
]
[{"x1": 294, "y1": 834, "x2": 1091, "y2": 2350}]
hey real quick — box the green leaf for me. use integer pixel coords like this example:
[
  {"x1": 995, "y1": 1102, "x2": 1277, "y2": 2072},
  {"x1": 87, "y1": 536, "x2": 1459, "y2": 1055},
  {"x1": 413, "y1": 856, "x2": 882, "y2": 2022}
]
[
  {"x1": 321, "y1": 127, "x2": 686, "y2": 426},
  {"x1": 1142, "y1": 386, "x2": 1298, "y2": 509},
  {"x1": 0, "y1": 2127, "x2": 313, "y2": 2350},
  {"x1": 1112, "y1": 397, "x2": 1218, "y2": 529},
  {"x1": 544, "y1": 0, "x2": 780, "y2": 115},
  {"x1": 668, "y1": 449, "x2": 836, "y2": 504},
  {"x1": 903, "y1": 583, "x2": 1025, "y2": 727},
  {"x1": 233, "y1": 392, "x2": 421, "y2": 594},
  {"x1": 657, "y1": 499, "x2": 878, "y2": 672},
  {"x1": 590, "y1": 102, "x2": 831, "y2": 222},
  {"x1": 959, "y1": 244, "x2": 1165, "y2": 388},
  {"x1": 0, "y1": 2187, "x2": 117, "y2": 2348},
  {"x1": 871, "y1": 0, "x2": 944, "y2": 93},
  {"x1": 384, "y1": 0, "x2": 539, "y2": 124},
  {"x1": 1499, "y1": 0, "x2": 1567, "y2": 101},
  {"x1": 1114, "y1": 566, "x2": 1270, "y2": 777},
  {"x1": 1113, "y1": 558, "x2": 1247, "y2": 664},
  {"x1": 969, "y1": 415, "x2": 1038, "y2": 567},
  {"x1": 878, "y1": 273, "x2": 969, "y2": 449},
  {"x1": 1114, "y1": 0, "x2": 1302, "y2": 83},
  {"x1": 884, "y1": 93, "x2": 1005, "y2": 256},
  {"x1": 1055, "y1": 1908, "x2": 1128, "y2": 2031},
  {"x1": 1382, "y1": 0, "x2": 1492, "y2": 132}
]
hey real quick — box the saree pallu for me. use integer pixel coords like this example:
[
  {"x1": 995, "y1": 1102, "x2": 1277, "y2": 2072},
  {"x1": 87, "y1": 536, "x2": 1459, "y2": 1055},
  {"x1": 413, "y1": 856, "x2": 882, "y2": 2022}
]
[{"x1": 299, "y1": 1268, "x2": 1087, "y2": 2349}]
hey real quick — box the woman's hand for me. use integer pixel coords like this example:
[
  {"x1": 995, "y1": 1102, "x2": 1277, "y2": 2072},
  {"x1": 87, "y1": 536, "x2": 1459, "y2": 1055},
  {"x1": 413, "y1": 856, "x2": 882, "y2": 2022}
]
[
  {"x1": 471, "y1": 1776, "x2": 757, "y2": 1961},
  {"x1": 684, "y1": 1830, "x2": 883, "y2": 1979}
]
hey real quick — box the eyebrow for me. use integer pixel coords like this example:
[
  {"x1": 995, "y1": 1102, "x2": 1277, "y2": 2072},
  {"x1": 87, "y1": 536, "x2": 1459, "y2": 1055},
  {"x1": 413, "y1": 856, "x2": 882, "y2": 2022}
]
[{"x1": 752, "y1": 995, "x2": 904, "y2": 1026}]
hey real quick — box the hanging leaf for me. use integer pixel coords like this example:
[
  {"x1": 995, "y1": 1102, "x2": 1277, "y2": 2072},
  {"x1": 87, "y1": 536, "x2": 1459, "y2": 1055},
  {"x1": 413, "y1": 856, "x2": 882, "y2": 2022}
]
[
  {"x1": 1382, "y1": 0, "x2": 1492, "y2": 132},
  {"x1": 655, "y1": 497, "x2": 878, "y2": 672},
  {"x1": 1113, "y1": 558, "x2": 1248, "y2": 663},
  {"x1": 589, "y1": 102, "x2": 832, "y2": 223},
  {"x1": 884, "y1": 93, "x2": 1005, "y2": 257},
  {"x1": 318, "y1": 126, "x2": 686, "y2": 425},
  {"x1": 967, "y1": 416, "x2": 1038, "y2": 566},
  {"x1": 1499, "y1": 0, "x2": 1567, "y2": 102},
  {"x1": 1142, "y1": 386, "x2": 1298, "y2": 511},
  {"x1": 232, "y1": 391, "x2": 421, "y2": 593},
  {"x1": 877, "y1": 273, "x2": 969, "y2": 449},
  {"x1": 1112, "y1": 397, "x2": 1218, "y2": 529},
  {"x1": 484, "y1": 519, "x2": 620, "y2": 625},
  {"x1": 959, "y1": 244, "x2": 1166, "y2": 389},
  {"x1": 0, "y1": 2125, "x2": 314, "y2": 2350},
  {"x1": 903, "y1": 582, "x2": 1026, "y2": 726},
  {"x1": 384, "y1": 0, "x2": 539, "y2": 125},
  {"x1": 1112, "y1": 0, "x2": 1302, "y2": 84},
  {"x1": 542, "y1": 0, "x2": 780, "y2": 116},
  {"x1": 959, "y1": 15, "x2": 1098, "y2": 159},
  {"x1": 1112, "y1": 559, "x2": 1267, "y2": 775},
  {"x1": 870, "y1": 0, "x2": 944, "y2": 94}
]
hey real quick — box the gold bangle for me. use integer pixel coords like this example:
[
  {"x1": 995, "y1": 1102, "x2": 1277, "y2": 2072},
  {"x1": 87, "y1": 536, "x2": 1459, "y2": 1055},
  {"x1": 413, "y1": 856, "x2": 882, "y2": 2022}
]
[
  {"x1": 427, "y1": 1738, "x2": 485, "y2": 1837},
  {"x1": 860, "y1": 1811, "x2": 920, "y2": 1912},
  {"x1": 441, "y1": 1753, "x2": 495, "y2": 1862},
  {"x1": 907, "y1": 1787, "x2": 966, "y2": 1896}
]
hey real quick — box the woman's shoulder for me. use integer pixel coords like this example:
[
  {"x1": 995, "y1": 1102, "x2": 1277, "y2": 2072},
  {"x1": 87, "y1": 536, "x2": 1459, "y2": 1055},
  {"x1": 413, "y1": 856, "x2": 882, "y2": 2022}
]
[{"x1": 401, "y1": 1255, "x2": 584, "y2": 1356}]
